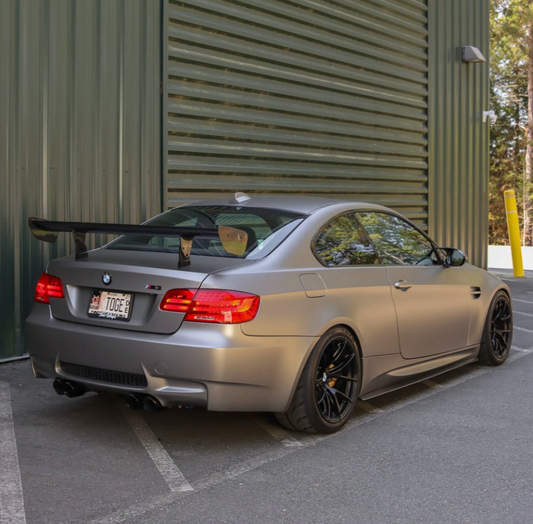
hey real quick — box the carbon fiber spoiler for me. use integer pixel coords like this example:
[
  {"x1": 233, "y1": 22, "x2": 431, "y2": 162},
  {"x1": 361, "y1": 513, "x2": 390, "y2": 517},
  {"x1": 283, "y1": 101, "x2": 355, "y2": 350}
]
[{"x1": 28, "y1": 217, "x2": 247, "y2": 267}]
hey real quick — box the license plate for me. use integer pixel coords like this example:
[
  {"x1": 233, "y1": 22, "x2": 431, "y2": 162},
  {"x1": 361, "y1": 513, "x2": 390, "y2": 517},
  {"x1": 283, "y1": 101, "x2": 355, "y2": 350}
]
[{"x1": 88, "y1": 290, "x2": 133, "y2": 321}]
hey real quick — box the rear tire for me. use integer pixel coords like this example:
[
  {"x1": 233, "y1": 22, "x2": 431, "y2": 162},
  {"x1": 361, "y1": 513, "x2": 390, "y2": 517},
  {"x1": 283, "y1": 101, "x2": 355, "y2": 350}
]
[
  {"x1": 478, "y1": 290, "x2": 513, "y2": 366},
  {"x1": 275, "y1": 326, "x2": 361, "y2": 434}
]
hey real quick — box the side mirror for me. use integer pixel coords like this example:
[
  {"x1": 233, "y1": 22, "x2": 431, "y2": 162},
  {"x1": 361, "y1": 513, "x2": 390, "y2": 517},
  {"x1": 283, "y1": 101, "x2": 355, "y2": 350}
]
[{"x1": 441, "y1": 248, "x2": 467, "y2": 267}]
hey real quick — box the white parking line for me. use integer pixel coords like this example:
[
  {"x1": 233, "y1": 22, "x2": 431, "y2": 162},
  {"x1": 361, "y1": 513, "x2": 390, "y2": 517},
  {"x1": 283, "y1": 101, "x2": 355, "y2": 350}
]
[
  {"x1": 0, "y1": 382, "x2": 26, "y2": 524},
  {"x1": 510, "y1": 348, "x2": 533, "y2": 357},
  {"x1": 514, "y1": 310, "x2": 533, "y2": 318},
  {"x1": 120, "y1": 406, "x2": 193, "y2": 493},
  {"x1": 252, "y1": 416, "x2": 303, "y2": 447},
  {"x1": 91, "y1": 348, "x2": 533, "y2": 524},
  {"x1": 89, "y1": 444, "x2": 305, "y2": 524},
  {"x1": 514, "y1": 325, "x2": 533, "y2": 334},
  {"x1": 513, "y1": 298, "x2": 533, "y2": 306}
]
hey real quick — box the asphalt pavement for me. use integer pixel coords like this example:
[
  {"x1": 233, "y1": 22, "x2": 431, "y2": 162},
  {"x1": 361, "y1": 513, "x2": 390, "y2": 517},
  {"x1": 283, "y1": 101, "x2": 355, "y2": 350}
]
[{"x1": 1, "y1": 269, "x2": 532, "y2": 524}]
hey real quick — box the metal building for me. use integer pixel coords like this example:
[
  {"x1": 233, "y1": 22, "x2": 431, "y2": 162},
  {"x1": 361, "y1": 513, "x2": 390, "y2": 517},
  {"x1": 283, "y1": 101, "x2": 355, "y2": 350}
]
[{"x1": 0, "y1": 0, "x2": 490, "y2": 361}]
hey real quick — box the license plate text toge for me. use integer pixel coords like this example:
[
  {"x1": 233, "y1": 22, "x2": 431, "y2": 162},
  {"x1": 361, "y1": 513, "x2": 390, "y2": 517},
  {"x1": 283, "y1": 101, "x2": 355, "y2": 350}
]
[{"x1": 88, "y1": 291, "x2": 132, "y2": 321}]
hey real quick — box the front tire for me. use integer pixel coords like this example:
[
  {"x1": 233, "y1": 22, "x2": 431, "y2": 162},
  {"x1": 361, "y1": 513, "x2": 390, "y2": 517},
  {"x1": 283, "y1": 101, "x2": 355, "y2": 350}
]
[
  {"x1": 275, "y1": 326, "x2": 361, "y2": 434},
  {"x1": 478, "y1": 290, "x2": 513, "y2": 366}
]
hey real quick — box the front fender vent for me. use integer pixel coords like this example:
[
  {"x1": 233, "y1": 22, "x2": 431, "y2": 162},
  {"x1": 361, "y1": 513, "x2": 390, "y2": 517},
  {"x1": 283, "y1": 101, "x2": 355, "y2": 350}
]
[{"x1": 470, "y1": 286, "x2": 482, "y2": 299}]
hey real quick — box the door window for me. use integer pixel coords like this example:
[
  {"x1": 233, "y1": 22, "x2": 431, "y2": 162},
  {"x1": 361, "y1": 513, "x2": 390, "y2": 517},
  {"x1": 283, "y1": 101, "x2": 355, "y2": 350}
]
[
  {"x1": 313, "y1": 213, "x2": 378, "y2": 266},
  {"x1": 357, "y1": 212, "x2": 439, "y2": 266}
]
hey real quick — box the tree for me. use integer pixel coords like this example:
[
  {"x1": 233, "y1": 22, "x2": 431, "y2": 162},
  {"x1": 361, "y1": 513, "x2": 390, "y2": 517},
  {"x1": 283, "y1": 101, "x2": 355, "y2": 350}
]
[{"x1": 490, "y1": 0, "x2": 532, "y2": 244}]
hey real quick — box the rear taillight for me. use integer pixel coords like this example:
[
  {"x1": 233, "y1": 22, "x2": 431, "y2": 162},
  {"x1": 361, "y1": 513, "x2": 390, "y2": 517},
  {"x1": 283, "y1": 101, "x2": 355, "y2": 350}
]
[
  {"x1": 160, "y1": 289, "x2": 260, "y2": 324},
  {"x1": 160, "y1": 289, "x2": 195, "y2": 313},
  {"x1": 35, "y1": 273, "x2": 65, "y2": 304},
  {"x1": 186, "y1": 290, "x2": 260, "y2": 324}
]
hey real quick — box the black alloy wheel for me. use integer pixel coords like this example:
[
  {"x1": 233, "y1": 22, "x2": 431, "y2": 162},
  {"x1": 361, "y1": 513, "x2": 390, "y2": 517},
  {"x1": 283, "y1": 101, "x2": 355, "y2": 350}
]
[
  {"x1": 491, "y1": 296, "x2": 512, "y2": 358},
  {"x1": 315, "y1": 336, "x2": 358, "y2": 423},
  {"x1": 479, "y1": 290, "x2": 513, "y2": 366},
  {"x1": 275, "y1": 326, "x2": 361, "y2": 434}
]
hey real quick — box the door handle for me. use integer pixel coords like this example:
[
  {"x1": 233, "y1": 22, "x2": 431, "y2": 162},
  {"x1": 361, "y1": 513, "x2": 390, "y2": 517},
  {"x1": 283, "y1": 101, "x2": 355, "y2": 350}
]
[{"x1": 394, "y1": 280, "x2": 412, "y2": 291}]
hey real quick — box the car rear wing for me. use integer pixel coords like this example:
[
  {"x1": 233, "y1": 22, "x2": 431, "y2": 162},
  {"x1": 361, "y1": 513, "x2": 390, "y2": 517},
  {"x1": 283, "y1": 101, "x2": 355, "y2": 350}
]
[{"x1": 28, "y1": 217, "x2": 248, "y2": 268}]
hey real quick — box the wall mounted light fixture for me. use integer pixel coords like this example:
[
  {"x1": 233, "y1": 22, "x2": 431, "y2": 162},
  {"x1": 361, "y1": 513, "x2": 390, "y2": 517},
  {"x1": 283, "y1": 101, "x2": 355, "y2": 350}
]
[{"x1": 462, "y1": 46, "x2": 486, "y2": 63}]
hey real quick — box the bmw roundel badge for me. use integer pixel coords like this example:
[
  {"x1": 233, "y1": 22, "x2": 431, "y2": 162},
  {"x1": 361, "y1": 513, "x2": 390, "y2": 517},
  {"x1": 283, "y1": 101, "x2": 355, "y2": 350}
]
[{"x1": 102, "y1": 272, "x2": 112, "y2": 285}]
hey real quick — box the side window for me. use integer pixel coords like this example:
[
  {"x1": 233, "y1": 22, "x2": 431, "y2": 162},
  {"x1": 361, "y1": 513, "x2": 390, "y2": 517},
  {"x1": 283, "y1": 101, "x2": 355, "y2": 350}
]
[
  {"x1": 313, "y1": 213, "x2": 378, "y2": 266},
  {"x1": 357, "y1": 212, "x2": 439, "y2": 266}
]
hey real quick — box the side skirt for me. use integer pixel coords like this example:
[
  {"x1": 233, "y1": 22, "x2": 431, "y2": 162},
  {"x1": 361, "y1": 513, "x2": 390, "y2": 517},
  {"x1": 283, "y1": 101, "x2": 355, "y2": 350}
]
[{"x1": 359, "y1": 346, "x2": 479, "y2": 401}]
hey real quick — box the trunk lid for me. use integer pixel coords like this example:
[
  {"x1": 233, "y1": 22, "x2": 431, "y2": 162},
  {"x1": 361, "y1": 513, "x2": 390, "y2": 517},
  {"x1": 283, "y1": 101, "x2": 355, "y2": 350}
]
[{"x1": 47, "y1": 248, "x2": 253, "y2": 334}]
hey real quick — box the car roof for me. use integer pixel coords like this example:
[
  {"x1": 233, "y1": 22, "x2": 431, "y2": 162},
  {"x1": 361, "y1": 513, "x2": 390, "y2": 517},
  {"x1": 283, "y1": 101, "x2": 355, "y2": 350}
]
[{"x1": 180, "y1": 195, "x2": 393, "y2": 215}]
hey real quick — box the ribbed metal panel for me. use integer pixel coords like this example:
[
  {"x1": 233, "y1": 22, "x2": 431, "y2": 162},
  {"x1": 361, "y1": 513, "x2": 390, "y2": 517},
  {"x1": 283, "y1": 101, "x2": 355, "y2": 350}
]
[
  {"x1": 165, "y1": 0, "x2": 429, "y2": 226},
  {"x1": 427, "y1": 0, "x2": 490, "y2": 268},
  {"x1": 0, "y1": 0, "x2": 161, "y2": 360}
]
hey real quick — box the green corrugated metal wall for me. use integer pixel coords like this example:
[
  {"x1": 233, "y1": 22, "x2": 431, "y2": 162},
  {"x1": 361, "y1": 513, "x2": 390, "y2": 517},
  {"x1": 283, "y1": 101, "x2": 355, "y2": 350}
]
[
  {"x1": 165, "y1": 0, "x2": 430, "y2": 228},
  {"x1": 0, "y1": 0, "x2": 161, "y2": 360},
  {"x1": 0, "y1": 0, "x2": 490, "y2": 361},
  {"x1": 428, "y1": 0, "x2": 490, "y2": 269},
  {"x1": 165, "y1": 0, "x2": 490, "y2": 265}
]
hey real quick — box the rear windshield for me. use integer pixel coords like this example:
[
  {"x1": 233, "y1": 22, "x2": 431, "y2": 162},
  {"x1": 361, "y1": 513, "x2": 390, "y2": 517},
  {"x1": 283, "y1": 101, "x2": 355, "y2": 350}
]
[{"x1": 107, "y1": 206, "x2": 305, "y2": 259}]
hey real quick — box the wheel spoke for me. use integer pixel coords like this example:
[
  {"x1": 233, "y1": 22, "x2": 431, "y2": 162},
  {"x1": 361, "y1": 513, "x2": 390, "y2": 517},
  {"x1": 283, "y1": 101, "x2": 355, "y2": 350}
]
[
  {"x1": 493, "y1": 328, "x2": 510, "y2": 339},
  {"x1": 495, "y1": 337, "x2": 503, "y2": 357},
  {"x1": 327, "y1": 353, "x2": 355, "y2": 376},
  {"x1": 494, "y1": 331, "x2": 508, "y2": 354},
  {"x1": 325, "y1": 388, "x2": 342, "y2": 419},
  {"x1": 324, "y1": 390, "x2": 333, "y2": 420},
  {"x1": 493, "y1": 301, "x2": 503, "y2": 321},
  {"x1": 330, "y1": 339, "x2": 348, "y2": 364},
  {"x1": 327, "y1": 385, "x2": 354, "y2": 404},
  {"x1": 316, "y1": 384, "x2": 326, "y2": 404},
  {"x1": 330, "y1": 375, "x2": 358, "y2": 383}
]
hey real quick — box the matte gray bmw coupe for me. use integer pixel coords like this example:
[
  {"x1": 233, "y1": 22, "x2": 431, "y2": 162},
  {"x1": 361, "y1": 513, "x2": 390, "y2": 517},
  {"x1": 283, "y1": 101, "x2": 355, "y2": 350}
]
[{"x1": 26, "y1": 194, "x2": 513, "y2": 433}]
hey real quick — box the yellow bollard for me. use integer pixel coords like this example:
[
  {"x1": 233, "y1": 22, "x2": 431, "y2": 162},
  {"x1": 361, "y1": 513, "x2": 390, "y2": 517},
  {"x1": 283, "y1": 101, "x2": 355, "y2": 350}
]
[{"x1": 504, "y1": 189, "x2": 524, "y2": 278}]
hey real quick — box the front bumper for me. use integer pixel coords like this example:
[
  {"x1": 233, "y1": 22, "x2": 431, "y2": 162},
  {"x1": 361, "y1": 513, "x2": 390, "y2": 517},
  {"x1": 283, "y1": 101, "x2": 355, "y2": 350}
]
[{"x1": 26, "y1": 304, "x2": 317, "y2": 412}]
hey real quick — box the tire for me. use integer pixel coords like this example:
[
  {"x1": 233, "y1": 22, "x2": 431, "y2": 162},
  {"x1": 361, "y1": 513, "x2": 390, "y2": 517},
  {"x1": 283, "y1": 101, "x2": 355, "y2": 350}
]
[
  {"x1": 477, "y1": 290, "x2": 513, "y2": 366},
  {"x1": 275, "y1": 326, "x2": 362, "y2": 434}
]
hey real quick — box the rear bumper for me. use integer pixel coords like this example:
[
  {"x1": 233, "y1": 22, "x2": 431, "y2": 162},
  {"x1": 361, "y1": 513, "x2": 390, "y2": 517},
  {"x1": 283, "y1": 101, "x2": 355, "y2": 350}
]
[{"x1": 26, "y1": 304, "x2": 317, "y2": 412}]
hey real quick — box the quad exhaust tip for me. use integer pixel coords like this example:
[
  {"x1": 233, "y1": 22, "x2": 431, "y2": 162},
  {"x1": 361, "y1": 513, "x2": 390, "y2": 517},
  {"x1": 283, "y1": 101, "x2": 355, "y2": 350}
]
[
  {"x1": 53, "y1": 378, "x2": 86, "y2": 398},
  {"x1": 126, "y1": 393, "x2": 144, "y2": 411},
  {"x1": 126, "y1": 393, "x2": 165, "y2": 412},
  {"x1": 53, "y1": 380, "x2": 163, "y2": 411},
  {"x1": 53, "y1": 378, "x2": 65, "y2": 395},
  {"x1": 143, "y1": 395, "x2": 164, "y2": 412}
]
